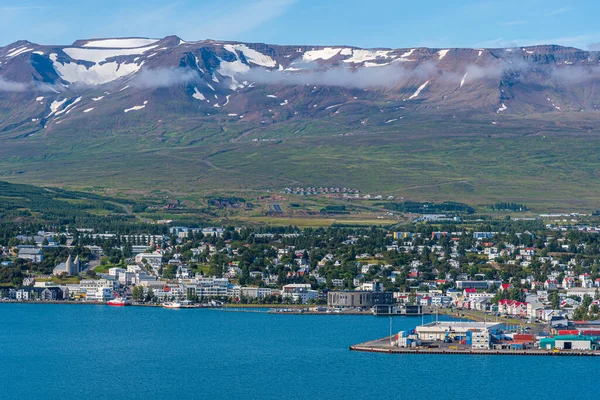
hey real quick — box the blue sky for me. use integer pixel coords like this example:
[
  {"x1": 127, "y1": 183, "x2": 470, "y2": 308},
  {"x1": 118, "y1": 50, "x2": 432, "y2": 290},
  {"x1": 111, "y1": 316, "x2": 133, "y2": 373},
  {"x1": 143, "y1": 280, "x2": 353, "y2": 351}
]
[{"x1": 1, "y1": 0, "x2": 599, "y2": 50}]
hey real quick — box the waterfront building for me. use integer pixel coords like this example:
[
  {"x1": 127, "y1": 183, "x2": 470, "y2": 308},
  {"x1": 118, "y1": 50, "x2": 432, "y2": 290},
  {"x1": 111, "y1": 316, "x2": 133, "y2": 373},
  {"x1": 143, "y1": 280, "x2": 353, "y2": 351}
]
[
  {"x1": 281, "y1": 284, "x2": 318, "y2": 303},
  {"x1": 239, "y1": 287, "x2": 280, "y2": 299},
  {"x1": 327, "y1": 291, "x2": 393, "y2": 310},
  {"x1": 539, "y1": 335, "x2": 599, "y2": 350},
  {"x1": 415, "y1": 321, "x2": 502, "y2": 341}
]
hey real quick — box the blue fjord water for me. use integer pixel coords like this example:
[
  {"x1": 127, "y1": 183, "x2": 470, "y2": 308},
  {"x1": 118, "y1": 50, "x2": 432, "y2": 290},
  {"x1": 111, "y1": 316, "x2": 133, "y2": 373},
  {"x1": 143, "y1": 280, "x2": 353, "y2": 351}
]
[{"x1": 0, "y1": 304, "x2": 597, "y2": 399}]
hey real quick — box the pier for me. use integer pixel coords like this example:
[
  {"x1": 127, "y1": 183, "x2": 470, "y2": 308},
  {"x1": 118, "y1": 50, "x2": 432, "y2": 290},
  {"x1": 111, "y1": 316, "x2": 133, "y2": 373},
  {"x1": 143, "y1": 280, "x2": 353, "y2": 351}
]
[{"x1": 350, "y1": 336, "x2": 600, "y2": 357}]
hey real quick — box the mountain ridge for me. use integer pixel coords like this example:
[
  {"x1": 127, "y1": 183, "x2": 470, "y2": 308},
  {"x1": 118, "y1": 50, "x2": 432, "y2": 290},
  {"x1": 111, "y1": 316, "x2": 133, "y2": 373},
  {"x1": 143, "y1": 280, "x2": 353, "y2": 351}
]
[
  {"x1": 0, "y1": 35, "x2": 598, "y2": 141},
  {"x1": 0, "y1": 36, "x2": 599, "y2": 209}
]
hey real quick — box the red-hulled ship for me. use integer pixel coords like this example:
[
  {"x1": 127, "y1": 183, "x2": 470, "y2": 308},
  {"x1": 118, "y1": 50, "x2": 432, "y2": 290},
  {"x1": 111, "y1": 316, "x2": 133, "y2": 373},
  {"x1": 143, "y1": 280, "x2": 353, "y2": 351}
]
[{"x1": 107, "y1": 297, "x2": 130, "y2": 306}]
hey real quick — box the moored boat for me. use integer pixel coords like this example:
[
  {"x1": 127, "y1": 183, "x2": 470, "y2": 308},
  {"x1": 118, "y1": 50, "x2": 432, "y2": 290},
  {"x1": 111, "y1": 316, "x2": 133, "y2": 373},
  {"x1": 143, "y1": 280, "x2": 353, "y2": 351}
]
[
  {"x1": 108, "y1": 297, "x2": 130, "y2": 307},
  {"x1": 163, "y1": 302, "x2": 182, "y2": 309}
]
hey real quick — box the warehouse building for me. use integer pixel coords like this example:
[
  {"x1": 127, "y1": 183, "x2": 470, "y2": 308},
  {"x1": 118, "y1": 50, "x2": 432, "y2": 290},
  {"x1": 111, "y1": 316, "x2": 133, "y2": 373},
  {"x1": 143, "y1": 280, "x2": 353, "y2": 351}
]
[
  {"x1": 415, "y1": 321, "x2": 502, "y2": 341},
  {"x1": 539, "y1": 335, "x2": 599, "y2": 351}
]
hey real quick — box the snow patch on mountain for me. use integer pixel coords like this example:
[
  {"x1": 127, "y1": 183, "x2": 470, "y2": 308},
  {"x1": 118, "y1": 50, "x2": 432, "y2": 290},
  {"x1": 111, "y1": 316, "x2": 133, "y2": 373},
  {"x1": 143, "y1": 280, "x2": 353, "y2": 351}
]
[
  {"x1": 343, "y1": 49, "x2": 394, "y2": 63},
  {"x1": 192, "y1": 87, "x2": 206, "y2": 100},
  {"x1": 6, "y1": 47, "x2": 32, "y2": 57},
  {"x1": 224, "y1": 44, "x2": 276, "y2": 67},
  {"x1": 302, "y1": 48, "x2": 342, "y2": 61},
  {"x1": 53, "y1": 61, "x2": 141, "y2": 85},
  {"x1": 400, "y1": 49, "x2": 415, "y2": 58},
  {"x1": 409, "y1": 80, "x2": 430, "y2": 99},
  {"x1": 364, "y1": 61, "x2": 392, "y2": 67},
  {"x1": 55, "y1": 97, "x2": 81, "y2": 117},
  {"x1": 62, "y1": 45, "x2": 157, "y2": 63},
  {"x1": 497, "y1": 103, "x2": 507, "y2": 113},
  {"x1": 82, "y1": 38, "x2": 159, "y2": 48},
  {"x1": 437, "y1": 49, "x2": 450, "y2": 60},
  {"x1": 46, "y1": 99, "x2": 68, "y2": 118},
  {"x1": 217, "y1": 58, "x2": 249, "y2": 89},
  {"x1": 124, "y1": 100, "x2": 148, "y2": 113},
  {"x1": 49, "y1": 44, "x2": 157, "y2": 85},
  {"x1": 460, "y1": 72, "x2": 468, "y2": 87}
]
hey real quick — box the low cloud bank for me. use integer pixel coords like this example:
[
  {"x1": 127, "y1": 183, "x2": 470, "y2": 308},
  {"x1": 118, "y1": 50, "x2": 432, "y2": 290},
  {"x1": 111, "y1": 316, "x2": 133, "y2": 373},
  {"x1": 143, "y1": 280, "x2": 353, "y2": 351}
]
[{"x1": 130, "y1": 67, "x2": 199, "y2": 89}]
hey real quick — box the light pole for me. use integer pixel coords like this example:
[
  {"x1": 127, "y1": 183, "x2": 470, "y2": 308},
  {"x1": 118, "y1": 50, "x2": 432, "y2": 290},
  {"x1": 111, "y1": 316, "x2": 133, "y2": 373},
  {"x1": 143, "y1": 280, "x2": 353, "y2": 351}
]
[{"x1": 389, "y1": 315, "x2": 393, "y2": 346}]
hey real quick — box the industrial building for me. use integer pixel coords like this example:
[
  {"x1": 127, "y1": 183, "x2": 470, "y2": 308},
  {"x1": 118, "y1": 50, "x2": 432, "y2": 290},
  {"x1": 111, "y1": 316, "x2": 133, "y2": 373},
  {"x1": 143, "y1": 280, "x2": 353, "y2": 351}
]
[
  {"x1": 539, "y1": 335, "x2": 599, "y2": 351},
  {"x1": 415, "y1": 321, "x2": 502, "y2": 342}
]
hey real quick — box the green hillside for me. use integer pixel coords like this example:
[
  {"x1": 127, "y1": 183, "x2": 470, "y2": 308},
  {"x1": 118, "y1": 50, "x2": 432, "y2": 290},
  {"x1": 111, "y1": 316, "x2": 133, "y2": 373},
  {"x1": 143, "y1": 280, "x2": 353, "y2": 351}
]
[{"x1": 1, "y1": 113, "x2": 599, "y2": 212}]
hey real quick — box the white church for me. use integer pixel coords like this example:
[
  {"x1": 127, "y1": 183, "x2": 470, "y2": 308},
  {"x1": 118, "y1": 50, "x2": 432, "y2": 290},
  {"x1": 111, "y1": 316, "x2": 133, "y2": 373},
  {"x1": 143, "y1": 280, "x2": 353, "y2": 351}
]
[{"x1": 52, "y1": 255, "x2": 81, "y2": 276}]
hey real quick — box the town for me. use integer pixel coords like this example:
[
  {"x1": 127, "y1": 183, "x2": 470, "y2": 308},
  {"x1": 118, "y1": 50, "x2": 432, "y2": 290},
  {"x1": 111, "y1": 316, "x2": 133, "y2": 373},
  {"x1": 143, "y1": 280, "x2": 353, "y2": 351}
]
[{"x1": 1, "y1": 215, "x2": 600, "y2": 326}]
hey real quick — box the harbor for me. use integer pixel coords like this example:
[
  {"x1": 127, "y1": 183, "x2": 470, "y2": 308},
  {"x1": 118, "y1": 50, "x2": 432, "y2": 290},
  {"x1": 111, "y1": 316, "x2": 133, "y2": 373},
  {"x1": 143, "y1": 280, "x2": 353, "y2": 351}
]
[
  {"x1": 350, "y1": 341, "x2": 600, "y2": 356},
  {"x1": 350, "y1": 319, "x2": 600, "y2": 357}
]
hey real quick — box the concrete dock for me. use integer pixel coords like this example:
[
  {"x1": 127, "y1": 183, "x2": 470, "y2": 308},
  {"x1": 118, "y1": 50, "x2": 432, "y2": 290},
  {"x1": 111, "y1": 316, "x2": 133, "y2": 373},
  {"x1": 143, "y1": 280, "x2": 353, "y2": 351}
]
[{"x1": 350, "y1": 336, "x2": 600, "y2": 357}]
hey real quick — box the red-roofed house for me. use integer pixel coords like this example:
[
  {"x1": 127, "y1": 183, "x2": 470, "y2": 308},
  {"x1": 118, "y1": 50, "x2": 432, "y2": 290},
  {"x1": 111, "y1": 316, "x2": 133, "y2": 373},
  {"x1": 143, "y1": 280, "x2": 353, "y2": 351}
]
[
  {"x1": 498, "y1": 299, "x2": 528, "y2": 317},
  {"x1": 562, "y1": 277, "x2": 576, "y2": 289},
  {"x1": 499, "y1": 283, "x2": 513, "y2": 291},
  {"x1": 544, "y1": 279, "x2": 558, "y2": 290}
]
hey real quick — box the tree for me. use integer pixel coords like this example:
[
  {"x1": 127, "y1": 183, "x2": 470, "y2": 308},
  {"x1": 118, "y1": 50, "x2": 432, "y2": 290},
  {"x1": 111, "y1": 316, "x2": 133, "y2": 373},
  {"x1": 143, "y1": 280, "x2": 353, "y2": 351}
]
[
  {"x1": 132, "y1": 286, "x2": 144, "y2": 302},
  {"x1": 122, "y1": 242, "x2": 133, "y2": 258},
  {"x1": 408, "y1": 291, "x2": 416, "y2": 305},
  {"x1": 209, "y1": 253, "x2": 227, "y2": 277},
  {"x1": 550, "y1": 291, "x2": 560, "y2": 309},
  {"x1": 145, "y1": 288, "x2": 155, "y2": 303}
]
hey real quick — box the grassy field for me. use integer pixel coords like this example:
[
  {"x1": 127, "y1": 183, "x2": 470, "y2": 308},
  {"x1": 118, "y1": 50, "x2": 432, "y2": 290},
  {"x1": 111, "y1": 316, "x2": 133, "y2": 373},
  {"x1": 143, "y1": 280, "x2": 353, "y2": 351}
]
[
  {"x1": 233, "y1": 216, "x2": 398, "y2": 228},
  {"x1": 1, "y1": 113, "x2": 600, "y2": 212},
  {"x1": 37, "y1": 276, "x2": 81, "y2": 284}
]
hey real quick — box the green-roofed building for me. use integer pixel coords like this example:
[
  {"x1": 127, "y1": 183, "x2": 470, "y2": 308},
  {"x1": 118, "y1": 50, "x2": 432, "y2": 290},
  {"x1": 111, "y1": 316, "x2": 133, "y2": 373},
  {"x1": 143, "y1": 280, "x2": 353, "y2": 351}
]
[{"x1": 540, "y1": 335, "x2": 599, "y2": 351}]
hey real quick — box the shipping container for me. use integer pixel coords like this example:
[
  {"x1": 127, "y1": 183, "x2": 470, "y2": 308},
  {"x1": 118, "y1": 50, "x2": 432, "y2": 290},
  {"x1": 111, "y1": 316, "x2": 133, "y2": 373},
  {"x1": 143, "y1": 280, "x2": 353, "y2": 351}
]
[
  {"x1": 558, "y1": 330, "x2": 580, "y2": 336},
  {"x1": 513, "y1": 334, "x2": 535, "y2": 342},
  {"x1": 581, "y1": 330, "x2": 600, "y2": 336}
]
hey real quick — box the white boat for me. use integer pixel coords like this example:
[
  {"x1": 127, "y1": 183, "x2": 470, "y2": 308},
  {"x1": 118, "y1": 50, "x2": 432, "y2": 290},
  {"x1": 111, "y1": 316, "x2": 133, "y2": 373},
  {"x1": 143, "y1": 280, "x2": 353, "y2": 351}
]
[
  {"x1": 163, "y1": 302, "x2": 182, "y2": 309},
  {"x1": 108, "y1": 297, "x2": 130, "y2": 307}
]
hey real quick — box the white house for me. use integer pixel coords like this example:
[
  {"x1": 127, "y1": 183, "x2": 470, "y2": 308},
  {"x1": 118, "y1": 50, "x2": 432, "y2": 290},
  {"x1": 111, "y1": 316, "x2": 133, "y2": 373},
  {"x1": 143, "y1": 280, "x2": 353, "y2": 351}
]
[{"x1": 17, "y1": 248, "x2": 43, "y2": 262}]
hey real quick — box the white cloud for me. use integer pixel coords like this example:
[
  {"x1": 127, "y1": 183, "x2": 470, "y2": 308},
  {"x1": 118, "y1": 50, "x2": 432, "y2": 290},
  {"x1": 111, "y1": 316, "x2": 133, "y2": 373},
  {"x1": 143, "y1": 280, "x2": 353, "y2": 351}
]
[
  {"x1": 499, "y1": 20, "x2": 527, "y2": 27},
  {"x1": 0, "y1": 77, "x2": 28, "y2": 92},
  {"x1": 130, "y1": 67, "x2": 199, "y2": 89},
  {"x1": 544, "y1": 7, "x2": 573, "y2": 17}
]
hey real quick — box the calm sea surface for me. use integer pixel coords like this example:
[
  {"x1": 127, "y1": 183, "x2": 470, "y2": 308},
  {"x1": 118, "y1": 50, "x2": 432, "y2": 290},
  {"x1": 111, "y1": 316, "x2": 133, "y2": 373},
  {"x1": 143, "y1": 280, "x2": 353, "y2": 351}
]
[{"x1": 0, "y1": 304, "x2": 597, "y2": 399}]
